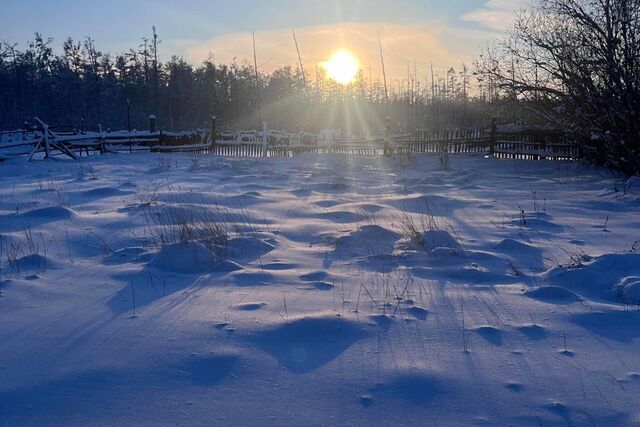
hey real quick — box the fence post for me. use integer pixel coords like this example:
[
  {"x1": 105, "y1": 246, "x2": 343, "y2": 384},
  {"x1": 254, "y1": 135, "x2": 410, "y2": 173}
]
[
  {"x1": 489, "y1": 117, "x2": 497, "y2": 156},
  {"x1": 23, "y1": 121, "x2": 29, "y2": 143},
  {"x1": 98, "y1": 124, "x2": 106, "y2": 154},
  {"x1": 539, "y1": 132, "x2": 547, "y2": 160},
  {"x1": 43, "y1": 122, "x2": 51, "y2": 159},
  {"x1": 127, "y1": 99, "x2": 133, "y2": 153},
  {"x1": 383, "y1": 116, "x2": 391, "y2": 157},
  {"x1": 126, "y1": 100, "x2": 131, "y2": 132},
  {"x1": 262, "y1": 121, "x2": 268, "y2": 157},
  {"x1": 149, "y1": 115, "x2": 157, "y2": 134},
  {"x1": 210, "y1": 115, "x2": 217, "y2": 153}
]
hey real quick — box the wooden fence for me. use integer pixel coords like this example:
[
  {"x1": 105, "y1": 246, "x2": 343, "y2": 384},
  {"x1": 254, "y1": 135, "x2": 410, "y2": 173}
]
[{"x1": 0, "y1": 119, "x2": 580, "y2": 162}]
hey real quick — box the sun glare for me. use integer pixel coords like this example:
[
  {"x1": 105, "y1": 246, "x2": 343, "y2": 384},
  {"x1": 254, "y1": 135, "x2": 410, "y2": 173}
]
[{"x1": 323, "y1": 50, "x2": 359, "y2": 85}]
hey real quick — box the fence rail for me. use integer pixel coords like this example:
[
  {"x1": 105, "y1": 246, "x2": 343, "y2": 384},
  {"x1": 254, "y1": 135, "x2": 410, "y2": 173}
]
[{"x1": 0, "y1": 120, "x2": 580, "y2": 162}]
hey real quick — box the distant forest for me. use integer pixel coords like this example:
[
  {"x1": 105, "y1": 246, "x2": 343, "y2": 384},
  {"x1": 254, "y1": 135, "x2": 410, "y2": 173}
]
[
  {"x1": 0, "y1": 28, "x2": 521, "y2": 134},
  {"x1": 2, "y1": 0, "x2": 639, "y2": 175}
]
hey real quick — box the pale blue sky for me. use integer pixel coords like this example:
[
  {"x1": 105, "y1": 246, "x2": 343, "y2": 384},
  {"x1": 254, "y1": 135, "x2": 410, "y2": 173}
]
[{"x1": 0, "y1": 0, "x2": 525, "y2": 76}]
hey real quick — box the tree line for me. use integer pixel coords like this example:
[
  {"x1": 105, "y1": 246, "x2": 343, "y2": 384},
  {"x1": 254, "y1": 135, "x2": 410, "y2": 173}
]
[
  {"x1": 0, "y1": 28, "x2": 503, "y2": 135},
  {"x1": 2, "y1": 0, "x2": 638, "y2": 175}
]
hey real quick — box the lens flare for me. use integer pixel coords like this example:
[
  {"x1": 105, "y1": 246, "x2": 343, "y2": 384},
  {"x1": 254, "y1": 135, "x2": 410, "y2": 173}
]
[{"x1": 323, "y1": 50, "x2": 359, "y2": 85}]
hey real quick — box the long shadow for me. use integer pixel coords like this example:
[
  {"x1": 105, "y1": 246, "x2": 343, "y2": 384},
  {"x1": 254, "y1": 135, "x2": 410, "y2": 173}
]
[
  {"x1": 0, "y1": 354, "x2": 237, "y2": 426},
  {"x1": 247, "y1": 315, "x2": 369, "y2": 373},
  {"x1": 570, "y1": 310, "x2": 640, "y2": 342},
  {"x1": 106, "y1": 235, "x2": 276, "y2": 313},
  {"x1": 107, "y1": 266, "x2": 231, "y2": 314},
  {"x1": 372, "y1": 372, "x2": 444, "y2": 405}
]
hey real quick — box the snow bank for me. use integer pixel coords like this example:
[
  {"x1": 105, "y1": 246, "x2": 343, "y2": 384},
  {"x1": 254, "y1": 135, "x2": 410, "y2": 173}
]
[{"x1": 542, "y1": 252, "x2": 640, "y2": 301}]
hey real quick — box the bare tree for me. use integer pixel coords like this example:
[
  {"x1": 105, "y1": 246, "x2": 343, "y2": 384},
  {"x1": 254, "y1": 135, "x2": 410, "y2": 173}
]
[{"x1": 478, "y1": 0, "x2": 640, "y2": 175}]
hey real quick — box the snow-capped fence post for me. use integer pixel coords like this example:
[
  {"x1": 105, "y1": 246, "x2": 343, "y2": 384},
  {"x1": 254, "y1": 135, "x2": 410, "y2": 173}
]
[
  {"x1": 149, "y1": 115, "x2": 157, "y2": 134},
  {"x1": 98, "y1": 124, "x2": 106, "y2": 154},
  {"x1": 210, "y1": 116, "x2": 217, "y2": 152},
  {"x1": 262, "y1": 121, "x2": 268, "y2": 157},
  {"x1": 489, "y1": 117, "x2": 497, "y2": 156},
  {"x1": 42, "y1": 121, "x2": 51, "y2": 159}
]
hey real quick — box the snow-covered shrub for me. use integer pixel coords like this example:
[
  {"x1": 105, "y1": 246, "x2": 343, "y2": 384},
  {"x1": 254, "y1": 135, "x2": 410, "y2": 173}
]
[
  {"x1": 3, "y1": 228, "x2": 53, "y2": 275},
  {"x1": 143, "y1": 203, "x2": 230, "y2": 264},
  {"x1": 391, "y1": 200, "x2": 461, "y2": 253},
  {"x1": 394, "y1": 152, "x2": 413, "y2": 168}
]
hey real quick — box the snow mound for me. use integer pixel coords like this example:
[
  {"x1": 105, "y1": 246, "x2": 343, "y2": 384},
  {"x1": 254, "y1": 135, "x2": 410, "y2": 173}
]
[
  {"x1": 471, "y1": 326, "x2": 503, "y2": 346},
  {"x1": 494, "y1": 238, "x2": 544, "y2": 270},
  {"x1": 300, "y1": 271, "x2": 330, "y2": 282},
  {"x1": 495, "y1": 238, "x2": 537, "y2": 253},
  {"x1": 225, "y1": 235, "x2": 276, "y2": 263},
  {"x1": 313, "y1": 199, "x2": 343, "y2": 208},
  {"x1": 83, "y1": 187, "x2": 132, "y2": 198},
  {"x1": 603, "y1": 276, "x2": 640, "y2": 305},
  {"x1": 335, "y1": 225, "x2": 400, "y2": 257},
  {"x1": 511, "y1": 215, "x2": 565, "y2": 232},
  {"x1": 407, "y1": 229, "x2": 460, "y2": 252},
  {"x1": 517, "y1": 324, "x2": 547, "y2": 340},
  {"x1": 248, "y1": 314, "x2": 368, "y2": 373},
  {"x1": 3, "y1": 254, "x2": 57, "y2": 274},
  {"x1": 228, "y1": 270, "x2": 273, "y2": 286},
  {"x1": 20, "y1": 206, "x2": 76, "y2": 220},
  {"x1": 542, "y1": 253, "x2": 640, "y2": 300},
  {"x1": 149, "y1": 242, "x2": 242, "y2": 274},
  {"x1": 430, "y1": 247, "x2": 463, "y2": 258},
  {"x1": 104, "y1": 247, "x2": 147, "y2": 264},
  {"x1": 620, "y1": 280, "x2": 640, "y2": 304},
  {"x1": 524, "y1": 286, "x2": 580, "y2": 303},
  {"x1": 406, "y1": 306, "x2": 429, "y2": 320}
]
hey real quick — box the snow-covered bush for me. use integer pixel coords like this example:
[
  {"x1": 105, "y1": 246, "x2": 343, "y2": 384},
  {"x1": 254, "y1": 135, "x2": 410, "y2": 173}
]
[
  {"x1": 143, "y1": 203, "x2": 230, "y2": 264},
  {"x1": 478, "y1": 0, "x2": 640, "y2": 176},
  {"x1": 391, "y1": 200, "x2": 461, "y2": 253}
]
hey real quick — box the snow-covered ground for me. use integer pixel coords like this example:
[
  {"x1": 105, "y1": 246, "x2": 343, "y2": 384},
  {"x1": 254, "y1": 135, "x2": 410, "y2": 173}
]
[{"x1": 1, "y1": 153, "x2": 639, "y2": 426}]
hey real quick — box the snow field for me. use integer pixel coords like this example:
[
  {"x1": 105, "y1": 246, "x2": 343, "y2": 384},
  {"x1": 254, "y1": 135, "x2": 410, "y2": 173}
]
[{"x1": 0, "y1": 153, "x2": 639, "y2": 426}]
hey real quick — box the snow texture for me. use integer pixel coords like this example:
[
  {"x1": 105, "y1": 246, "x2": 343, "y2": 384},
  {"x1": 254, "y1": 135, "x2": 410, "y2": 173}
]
[{"x1": 0, "y1": 153, "x2": 639, "y2": 426}]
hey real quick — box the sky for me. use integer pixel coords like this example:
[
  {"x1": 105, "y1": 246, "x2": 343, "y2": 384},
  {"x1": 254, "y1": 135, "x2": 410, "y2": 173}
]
[{"x1": 0, "y1": 0, "x2": 527, "y2": 79}]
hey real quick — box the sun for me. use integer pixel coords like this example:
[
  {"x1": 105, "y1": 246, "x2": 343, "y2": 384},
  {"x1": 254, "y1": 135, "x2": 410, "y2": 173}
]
[{"x1": 323, "y1": 50, "x2": 360, "y2": 85}]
